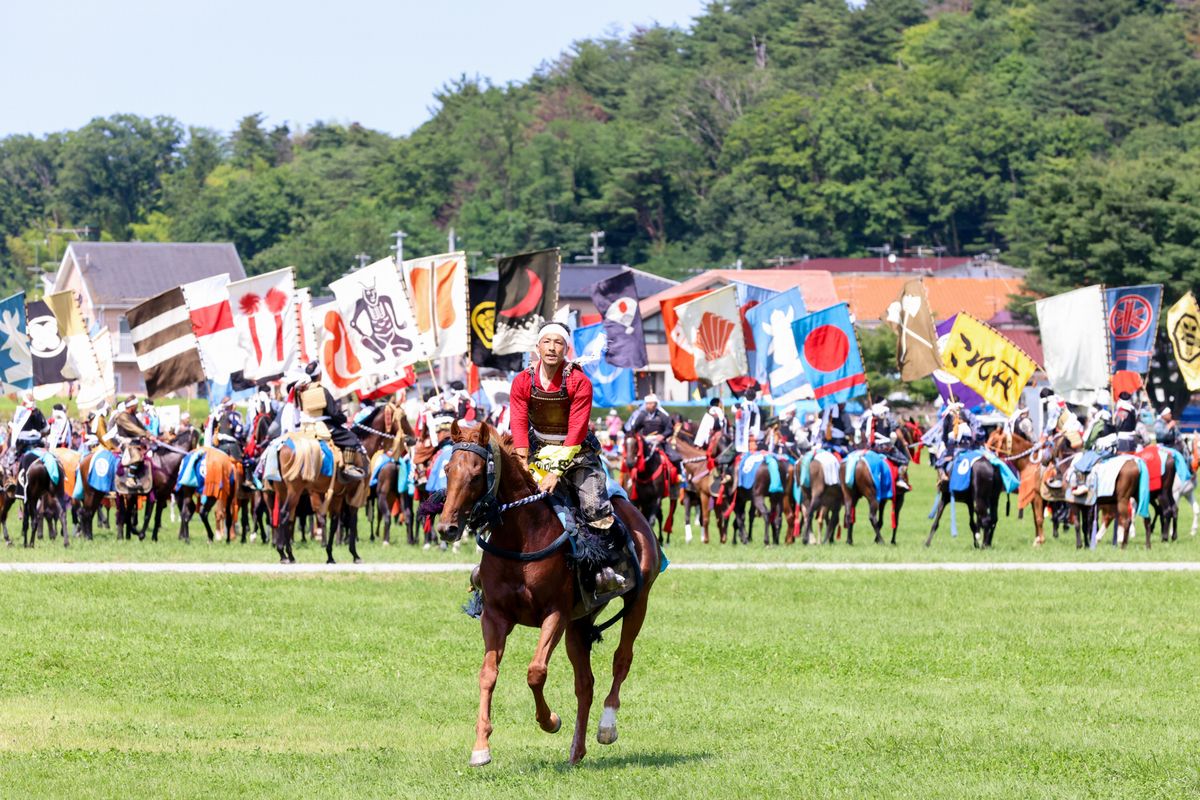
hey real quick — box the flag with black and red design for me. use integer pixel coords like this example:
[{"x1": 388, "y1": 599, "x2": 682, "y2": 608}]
[
  {"x1": 469, "y1": 278, "x2": 524, "y2": 371},
  {"x1": 492, "y1": 248, "x2": 559, "y2": 356}
]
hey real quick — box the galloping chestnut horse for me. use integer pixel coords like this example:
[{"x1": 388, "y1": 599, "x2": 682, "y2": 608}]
[
  {"x1": 669, "y1": 427, "x2": 729, "y2": 544},
  {"x1": 622, "y1": 432, "x2": 676, "y2": 543},
  {"x1": 437, "y1": 420, "x2": 660, "y2": 767}
]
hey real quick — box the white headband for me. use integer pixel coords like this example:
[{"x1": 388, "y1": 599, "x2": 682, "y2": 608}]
[{"x1": 538, "y1": 323, "x2": 571, "y2": 344}]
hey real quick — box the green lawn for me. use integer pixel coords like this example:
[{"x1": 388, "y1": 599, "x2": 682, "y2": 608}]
[
  {"x1": 0, "y1": 570, "x2": 1197, "y2": 798},
  {"x1": 4, "y1": 454, "x2": 1196, "y2": 564}
]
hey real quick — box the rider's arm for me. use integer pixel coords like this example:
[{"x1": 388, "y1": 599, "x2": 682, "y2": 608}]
[
  {"x1": 563, "y1": 369, "x2": 593, "y2": 447},
  {"x1": 509, "y1": 371, "x2": 532, "y2": 459}
]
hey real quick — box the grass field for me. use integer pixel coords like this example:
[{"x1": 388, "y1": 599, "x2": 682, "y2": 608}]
[
  {"x1": 1, "y1": 569, "x2": 1198, "y2": 798},
  {"x1": 3, "y1": 454, "x2": 1195, "y2": 565}
]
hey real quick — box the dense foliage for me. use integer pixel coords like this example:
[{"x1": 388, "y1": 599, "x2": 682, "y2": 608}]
[{"x1": 2, "y1": 0, "x2": 1199, "y2": 300}]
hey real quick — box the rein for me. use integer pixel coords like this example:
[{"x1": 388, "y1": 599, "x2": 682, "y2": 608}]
[{"x1": 353, "y1": 421, "x2": 398, "y2": 440}]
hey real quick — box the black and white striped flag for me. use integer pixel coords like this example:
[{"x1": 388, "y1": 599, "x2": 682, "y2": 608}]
[{"x1": 127, "y1": 287, "x2": 207, "y2": 397}]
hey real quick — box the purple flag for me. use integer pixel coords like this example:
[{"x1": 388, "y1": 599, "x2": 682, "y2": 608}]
[
  {"x1": 934, "y1": 314, "x2": 985, "y2": 408},
  {"x1": 589, "y1": 270, "x2": 647, "y2": 369}
]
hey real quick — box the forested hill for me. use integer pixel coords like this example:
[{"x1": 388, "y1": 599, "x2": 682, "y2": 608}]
[{"x1": 3, "y1": 0, "x2": 1200, "y2": 299}]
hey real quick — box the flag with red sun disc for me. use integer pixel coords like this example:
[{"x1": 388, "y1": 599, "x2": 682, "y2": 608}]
[{"x1": 791, "y1": 302, "x2": 867, "y2": 409}]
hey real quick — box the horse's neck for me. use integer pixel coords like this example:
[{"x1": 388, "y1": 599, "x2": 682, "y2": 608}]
[{"x1": 492, "y1": 448, "x2": 561, "y2": 547}]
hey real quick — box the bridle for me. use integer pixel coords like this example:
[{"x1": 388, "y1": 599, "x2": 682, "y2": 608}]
[{"x1": 448, "y1": 440, "x2": 564, "y2": 562}]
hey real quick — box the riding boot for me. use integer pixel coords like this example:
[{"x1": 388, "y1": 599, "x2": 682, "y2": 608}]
[
  {"x1": 587, "y1": 514, "x2": 626, "y2": 594},
  {"x1": 896, "y1": 465, "x2": 911, "y2": 492}
]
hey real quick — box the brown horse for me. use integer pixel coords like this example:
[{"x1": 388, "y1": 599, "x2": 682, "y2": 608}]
[
  {"x1": 12, "y1": 451, "x2": 69, "y2": 548},
  {"x1": 801, "y1": 451, "x2": 844, "y2": 545},
  {"x1": 176, "y1": 446, "x2": 242, "y2": 543},
  {"x1": 436, "y1": 420, "x2": 660, "y2": 767},
  {"x1": 730, "y1": 454, "x2": 787, "y2": 546},
  {"x1": 842, "y1": 452, "x2": 907, "y2": 545},
  {"x1": 270, "y1": 433, "x2": 368, "y2": 563},
  {"x1": 622, "y1": 433, "x2": 676, "y2": 543},
  {"x1": 984, "y1": 429, "x2": 1062, "y2": 547},
  {"x1": 669, "y1": 428, "x2": 729, "y2": 544},
  {"x1": 136, "y1": 428, "x2": 197, "y2": 542}
]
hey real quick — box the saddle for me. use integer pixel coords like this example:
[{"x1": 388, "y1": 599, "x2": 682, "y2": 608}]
[
  {"x1": 546, "y1": 495, "x2": 639, "y2": 621},
  {"x1": 118, "y1": 440, "x2": 153, "y2": 495}
]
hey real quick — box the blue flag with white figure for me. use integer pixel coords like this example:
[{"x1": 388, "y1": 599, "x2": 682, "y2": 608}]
[
  {"x1": 589, "y1": 270, "x2": 648, "y2": 369},
  {"x1": 573, "y1": 322, "x2": 635, "y2": 408},
  {"x1": 1105, "y1": 285, "x2": 1162, "y2": 374},
  {"x1": 746, "y1": 287, "x2": 808, "y2": 399},
  {"x1": 0, "y1": 292, "x2": 33, "y2": 394}
]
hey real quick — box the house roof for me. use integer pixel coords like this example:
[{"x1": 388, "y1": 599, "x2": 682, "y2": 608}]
[
  {"x1": 832, "y1": 275, "x2": 1026, "y2": 325},
  {"x1": 781, "y1": 256, "x2": 973, "y2": 274},
  {"x1": 59, "y1": 242, "x2": 247, "y2": 305},
  {"x1": 641, "y1": 269, "x2": 839, "y2": 317},
  {"x1": 475, "y1": 263, "x2": 677, "y2": 302}
]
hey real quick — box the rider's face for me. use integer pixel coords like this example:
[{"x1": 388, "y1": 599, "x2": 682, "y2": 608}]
[{"x1": 538, "y1": 335, "x2": 566, "y2": 368}]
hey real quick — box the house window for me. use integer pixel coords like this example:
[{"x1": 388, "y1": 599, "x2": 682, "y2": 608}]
[{"x1": 643, "y1": 314, "x2": 665, "y2": 344}]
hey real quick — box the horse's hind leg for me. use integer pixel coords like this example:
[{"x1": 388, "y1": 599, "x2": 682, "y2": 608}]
[
  {"x1": 925, "y1": 490, "x2": 948, "y2": 547},
  {"x1": 345, "y1": 506, "x2": 362, "y2": 563},
  {"x1": 598, "y1": 575, "x2": 651, "y2": 751}
]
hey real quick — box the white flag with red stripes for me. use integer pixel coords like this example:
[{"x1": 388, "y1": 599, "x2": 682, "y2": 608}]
[{"x1": 228, "y1": 268, "x2": 298, "y2": 381}]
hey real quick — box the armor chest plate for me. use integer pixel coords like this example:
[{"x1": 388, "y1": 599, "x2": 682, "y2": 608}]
[
  {"x1": 300, "y1": 384, "x2": 327, "y2": 416},
  {"x1": 528, "y1": 366, "x2": 573, "y2": 441}
]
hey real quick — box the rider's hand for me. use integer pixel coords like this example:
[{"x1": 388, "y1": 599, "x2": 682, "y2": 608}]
[
  {"x1": 538, "y1": 472, "x2": 560, "y2": 494},
  {"x1": 515, "y1": 447, "x2": 529, "y2": 469}
]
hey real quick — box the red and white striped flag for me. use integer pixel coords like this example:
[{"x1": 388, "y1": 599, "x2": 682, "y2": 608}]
[
  {"x1": 228, "y1": 268, "x2": 298, "y2": 382},
  {"x1": 126, "y1": 287, "x2": 206, "y2": 397},
  {"x1": 181, "y1": 274, "x2": 242, "y2": 382}
]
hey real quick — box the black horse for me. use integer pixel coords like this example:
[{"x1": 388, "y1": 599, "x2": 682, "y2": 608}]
[
  {"x1": 925, "y1": 458, "x2": 1002, "y2": 548},
  {"x1": 13, "y1": 451, "x2": 69, "y2": 548}
]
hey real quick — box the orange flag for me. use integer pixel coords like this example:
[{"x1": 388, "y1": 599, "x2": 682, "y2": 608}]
[{"x1": 660, "y1": 290, "x2": 711, "y2": 382}]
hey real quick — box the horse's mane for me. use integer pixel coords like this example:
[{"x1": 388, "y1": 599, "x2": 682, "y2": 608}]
[{"x1": 457, "y1": 422, "x2": 537, "y2": 494}]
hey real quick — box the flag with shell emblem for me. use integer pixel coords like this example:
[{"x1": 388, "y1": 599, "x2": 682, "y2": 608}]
[{"x1": 676, "y1": 284, "x2": 748, "y2": 384}]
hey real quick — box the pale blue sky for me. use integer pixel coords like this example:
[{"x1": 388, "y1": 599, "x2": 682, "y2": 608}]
[{"x1": 1, "y1": 0, "x2": 706, "y2": 138}]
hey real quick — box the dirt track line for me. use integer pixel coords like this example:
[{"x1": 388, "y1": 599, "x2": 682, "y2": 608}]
[{"x1": 2, "y1": 561, "x2": 1200, "y2": 574}]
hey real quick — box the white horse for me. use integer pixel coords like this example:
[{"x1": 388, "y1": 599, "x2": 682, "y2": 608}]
[{"x1": 1173, "y1": 433, "x2": 1199, "y2": 536}]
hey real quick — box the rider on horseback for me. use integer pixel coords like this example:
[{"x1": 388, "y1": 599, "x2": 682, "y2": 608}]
[
  {"x1": 859, "y1": 400, "x2": 911, "y2": 491},
  {"x1": 294, "y1": 364, "x2": 367, "y2": 482},
  {"x1": 510, "y1": 321, "x2": 622, "y2": 594},
  {"x1": 6, "y1": 391, "x2": 47, "y2": 481},
  {"x1": 820, "y1": 402, "x2": 850, "y2": 456},
  {"x1": 933, "y1": 400, "x2": 979, "y2": 482}
]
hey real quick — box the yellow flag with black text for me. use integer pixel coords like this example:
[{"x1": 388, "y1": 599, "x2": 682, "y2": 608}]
[
  {"x1": 1167, "y1": 292, "x2": 1200, "y2": 391},
  {"x1": 941, "y1": 312, "x2": 1037, "y2": 416}
]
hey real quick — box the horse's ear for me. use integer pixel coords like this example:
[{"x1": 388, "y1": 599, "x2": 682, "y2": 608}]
[
  {"x1": 450, "y1": 420, "x2": 462, "y2": 441},
  {"x1": 478, "y1": 423, "x2": 491, "y2": 446},
  {"x1": 400, "y1": 414, "x2": 415, "y2": 438}
]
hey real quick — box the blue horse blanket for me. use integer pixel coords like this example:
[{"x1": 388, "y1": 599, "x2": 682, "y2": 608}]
[
  {"x1": 737, "y1": 453, "x2": 784, "y2": 493},
  {"x1": 844, "y1": 450, "x2": 893, "y2": 502},
  {"x1": 370, "y1": 454, "x2": 394, "y2": 487},
  {"x1": 176, "y1": 450, "x2": 206, "y2": 491},
  {"x1": 28, "y1": 448, "x2": 60, "y2": 485},
  {"x1": 85, "y1": 449, "x2": 120, "y2": 494},
  {"x1": 425, "y1": 445, "x2": 452, "y2": 492},
  {"x1": 950, "y1": 449, "x2": 1020, "y2": 494}
]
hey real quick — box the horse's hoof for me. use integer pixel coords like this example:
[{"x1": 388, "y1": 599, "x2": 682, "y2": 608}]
[
  {"x1": 597, "y1": 707, "x2": 618, "y2": 744},
  {"x1": 542, "y1": 712, "x2": 561, "y2": 734},
  {"x1": 469, "y1": 748, "x2": 491, "y2": 767},
  {"x1": 326, "y1": 559, "x2": 336, "y2": 565},
  {"x1": 353, "y1": 557, "x2": 362, "y2": 564}
]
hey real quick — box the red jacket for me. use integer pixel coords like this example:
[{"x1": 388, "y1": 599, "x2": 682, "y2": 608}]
[{"x1": 509, "y1": 362, "x2": 593, "y2": 450}]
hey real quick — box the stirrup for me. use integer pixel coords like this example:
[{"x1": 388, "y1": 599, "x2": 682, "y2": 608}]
[{"x1": 593, "y1": 566, "x2": 626, "y2": 595}]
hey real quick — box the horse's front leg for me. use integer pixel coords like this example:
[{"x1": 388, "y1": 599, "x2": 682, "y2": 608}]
[
  {"x1": 565, "y1": 620, "x2": 595, "y2": 765},
  {"x1": 868, "y1": 495, "x2": 884, "y2": 544},
  {"x1": 925, "y1": 488, "x2": 948, "y2": 547},
  {"x1": 527, "y1": 610, "x2": 566, "y2": 735},
  {"x1": 471, "y1": 610, "x2": 515, "y2": 767}
]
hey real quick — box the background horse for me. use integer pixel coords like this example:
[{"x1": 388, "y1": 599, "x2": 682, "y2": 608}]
[
  {"x1": 436, "y1": 420, "x2": 659, "y2": 767},
  {"x1": 731, "y1": 455, "x2": 786, "y2": 546},
  {"x1": 271, "y1": 434, "x2": 365, "y2": 564},
  {"x1": 177, "y1": 446, "x2": 242, "y2": 543},
  {"x1": 985, "y1": 429, "x2": 1064, "y2": 546},
  {"x1": 669, "y1": 427, "x2": 728, "y2": 544},
  {"x1": 843, "y1": 453, "x2": 907, "y2": 545},
  {"x1": 1071, "y1": 457, "x2": 1146, "y2": 549},
  {"x1": 925, "y1": 457, "x2": 1002, "y2": 548},
  {"x1": 801, "y1": 451, "x2": 843, "y2": 545},
  {"x1": 13, "y1": 452, "x2": 68, "y2": 548},
  {"x1": 622, "y1": 433, "x2": 676, "y2": 543},
  {"x1": 139, "y1": 428, "x2": 196, "y2": 542}
]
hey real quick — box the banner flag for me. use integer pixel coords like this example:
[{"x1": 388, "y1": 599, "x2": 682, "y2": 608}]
[
  {"x1": 318, "y1": 307, "x2": 364, "y2": 399},
  {"x1": 0, "y1": 292, "x2": 33, "y2": 394},
  {"x1": 1035, "y1": 285, "x2": 1109, "y2": 404},
  {"x1": 26, "y1": 298, "x2": 68, "y2": 388},
  {"x1": 941, "y1": 312, "x2": 1038, "y2": 416},
  {"x1": 1105, "y1": 284, "x2": 1162, "y2": 374},
  {"x1": 404, "y1": 252, "x2": 468, "y2": 360},
  {"x1": 181, "y1": 274, "x2": 243, "y2": 383},
  {"x1": 126, "y1": 287, "x2": 206, "y2": 397},
  {"x1": 228, "y1": 268, "x2": 298, "y2": 382},
  {"x1": 746, "y1": 287, "x2": 808, "y2": 396},
  {"x1": 294, "y1": 287, "x2": 318, "y2": 368},
  {"x1": 884, "y1": 278, "x2": 940, "y2": 381},
  {"x1": 46, "y1": 291, "x2": 107, "y2": 410},
  {"x1": 661, "y1": 290, "x2": 711, "y2": 382},
  {"x1": 791, "y1": 302, "x2": 867, "y2": 409},
  {"x1": 733, "y1": 282, "x2": 778, "y2": 360},
  {"x1": 677, "y1": 284, "x2": 748, "y2": 384},
  {"x1": 589, "y1": 270, "x2": 648, "y2": 369},
  {"x1": 933, "y1": 315, "x2": 985, "y2": 408},
  {"x1": 330, "y1": 257, "x2": 423, "y2": 388},
  {"x1": 493, "y1": 248, "x2": 560, "y2": 355},
  {"x1": 573, "y1": 322, "x2": 635, "y2": 407},
  {"x1": 468, "y1": 278, "x2": 524, "y2": 371},
  {"x1": 1167, "y1": 292, "x2": 1200, "y2": 391}
]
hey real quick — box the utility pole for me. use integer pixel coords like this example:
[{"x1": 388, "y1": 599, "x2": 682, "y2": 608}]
[
  {"x1": 589, "y1": 231, "x2": 605, "y2": 265},
  {"x1": 390, "y1": 229, "x2": 407, "y2": 264},
  {"x1": 355, "y1": 252, "x2": 371, "y2": 269},
  {"x1": 448, "y1": 227, "x2": 457, "y2": 253}
]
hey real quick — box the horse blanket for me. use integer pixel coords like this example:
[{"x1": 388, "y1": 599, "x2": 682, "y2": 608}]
[
  {"x1": 82, "y1": 448, "x2": 120, "y2": 496},
  {"x1": 1135, "y1": 446, "x2": 1163, "y2": 492},
  {"x1": 369, "y1": 452, "x2": 394, "y2": 488},
  {"x1": 27, "y1": 448, "x2": 60, "y2": 485},
  {"x1": 425, "y1": 445, "x2": 452, "y2": 492},
  {"x1": 53, "y1": 448, "x2": 80, "y2": 498},
  {"x1": 799, "y1": 450, "x2": 841, "y2": 489},
  {"x1": 736, "y1": 453, "x2": 784, "y2": 493},
  {"x1": 844, "y1": 449, "x2": 894, "y2": 502},
  {"x1": 281, "y1": 436, "x2": 334, "y2": 479},
  {"x1": 950, "y1": 449, "x2": 1020, "y2": 494}
]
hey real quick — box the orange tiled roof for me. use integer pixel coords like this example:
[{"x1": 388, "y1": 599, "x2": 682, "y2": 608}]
[{"x1": 832, "y1": 275, "x2": 1027, "y2": 323}]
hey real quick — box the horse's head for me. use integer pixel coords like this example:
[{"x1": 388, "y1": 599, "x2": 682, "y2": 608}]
[
  {"x1": 623, "y1": 434, "x2": 642, "y2": 471},
  {"x1": 437, "y1": 420, "x2": 498, "y2": 543}
]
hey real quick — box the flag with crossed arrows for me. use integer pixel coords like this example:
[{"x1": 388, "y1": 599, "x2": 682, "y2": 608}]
[{"x1": 883, "y1": 278, "x2": 940, "y2": 381}]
